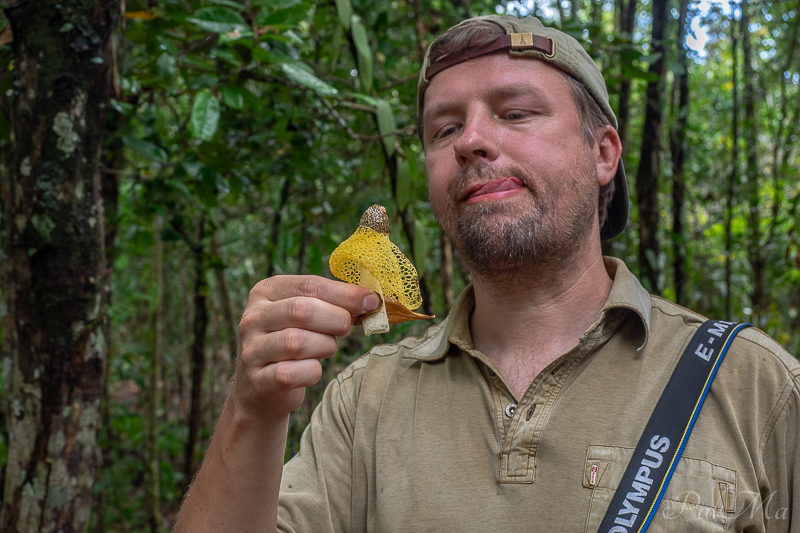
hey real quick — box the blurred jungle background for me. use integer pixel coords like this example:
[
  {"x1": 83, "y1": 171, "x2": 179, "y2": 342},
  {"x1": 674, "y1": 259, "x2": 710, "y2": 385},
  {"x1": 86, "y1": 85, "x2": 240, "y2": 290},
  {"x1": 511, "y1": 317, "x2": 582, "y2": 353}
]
[{"x1": 0, "y1": 0, "x2": 798, "y2": 530}]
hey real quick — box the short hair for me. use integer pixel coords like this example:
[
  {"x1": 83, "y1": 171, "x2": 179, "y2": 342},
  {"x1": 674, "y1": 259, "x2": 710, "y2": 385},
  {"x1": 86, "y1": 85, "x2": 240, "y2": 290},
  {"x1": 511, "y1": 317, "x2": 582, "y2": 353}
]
[{"x1": 423, "y1": 19, "x2": 616, "y2": 227}]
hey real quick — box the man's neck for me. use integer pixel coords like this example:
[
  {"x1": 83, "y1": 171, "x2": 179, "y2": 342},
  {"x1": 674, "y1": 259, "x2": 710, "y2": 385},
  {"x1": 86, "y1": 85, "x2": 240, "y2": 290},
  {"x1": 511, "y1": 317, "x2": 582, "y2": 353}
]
[{"x1": 468, "y1": 246, "x2": 612, "y2": 400}]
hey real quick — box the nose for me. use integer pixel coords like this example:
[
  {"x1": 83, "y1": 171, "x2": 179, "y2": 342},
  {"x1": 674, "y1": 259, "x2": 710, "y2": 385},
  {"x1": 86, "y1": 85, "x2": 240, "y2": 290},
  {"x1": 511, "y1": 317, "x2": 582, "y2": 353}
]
[{"x1": 453, "y1": 112, "x2": 499, "y2": 167}]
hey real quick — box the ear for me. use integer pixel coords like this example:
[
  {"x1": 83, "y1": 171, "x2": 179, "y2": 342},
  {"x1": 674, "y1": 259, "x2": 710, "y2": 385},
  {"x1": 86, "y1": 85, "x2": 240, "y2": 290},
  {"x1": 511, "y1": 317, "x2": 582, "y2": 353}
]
[{"x1": 595, "y1": 126, "x2": 622, "y2": 187}]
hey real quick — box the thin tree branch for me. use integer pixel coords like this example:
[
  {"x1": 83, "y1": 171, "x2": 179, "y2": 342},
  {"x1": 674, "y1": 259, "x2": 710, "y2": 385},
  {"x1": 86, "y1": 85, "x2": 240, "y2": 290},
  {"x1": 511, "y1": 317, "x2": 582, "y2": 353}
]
[
  {"x1": 319, "y1": 96, "x2": 416, "y2": 141},
  {"x1": 379, "y1": 74, "x2": 418, "y2": 92},
  {"x1": 337, "y1": 101, "x2": 375, "y2": 112}
]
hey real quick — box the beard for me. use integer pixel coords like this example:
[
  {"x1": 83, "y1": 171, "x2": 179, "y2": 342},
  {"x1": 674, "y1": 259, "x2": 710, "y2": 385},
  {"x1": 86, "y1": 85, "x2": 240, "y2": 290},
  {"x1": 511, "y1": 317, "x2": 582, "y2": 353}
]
[{"x1": 432, "y1": 156, "x2": 599, "y2": 279}]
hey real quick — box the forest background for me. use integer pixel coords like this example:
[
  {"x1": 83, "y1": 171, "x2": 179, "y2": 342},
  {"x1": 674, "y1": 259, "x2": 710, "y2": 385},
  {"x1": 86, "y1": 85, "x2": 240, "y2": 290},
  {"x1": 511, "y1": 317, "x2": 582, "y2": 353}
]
[{"x1": 0, "y1": 0, "x2": 798, "y2": 531}]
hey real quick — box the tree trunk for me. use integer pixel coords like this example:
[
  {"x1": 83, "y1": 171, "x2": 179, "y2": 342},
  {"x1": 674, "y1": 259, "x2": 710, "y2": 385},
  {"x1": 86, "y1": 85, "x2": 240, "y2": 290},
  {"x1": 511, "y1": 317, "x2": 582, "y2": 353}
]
[
  {"x1": 555, "y1": 0, "x2": 566, "y2": 25},
  {"x1": 617, "y1": 0, "x2": 638, "y2": 159},
  {"x1": 766, "y1": 19, "x2": 798, "y2": 257},
  {"x1": 725, "y1": 2, "x2": 739, "y2": 320},
  {"x1": 266, "y1": 177, "x2": 291, "y2": 278},
  {"x1": 145, "y1": 217, "x2": 164, "y2": 532},
  {"x1": 0, "y1": 0, "x2": 118, "y2": 530},
  {"x1": 211, "y1": 232, "x2": 238, "y2": 366},
  {"x1": 591, "y1": 0, "x2": 599, "y2": 20},
  {"x1": 740, "y1": 1, "x2": 764, "y2": 325},
  {"x1": 635, "y1": 0, "x2": 668, "y2": 295},
  {"x1": 670, "y1": 0, "x2": 689, "y2": 306},
  {"x1": 590, "y1": 0, "x2": 601, "y2": 36},
  {"x1": 568, "y1": 0, "x2": 578, "y2": 22},
  {"x1": 184, "y1": 215, "x2": 208, "y2": 490},
  {"x1": 94, "y1": 40, "x2": 124, "y2": 533}
]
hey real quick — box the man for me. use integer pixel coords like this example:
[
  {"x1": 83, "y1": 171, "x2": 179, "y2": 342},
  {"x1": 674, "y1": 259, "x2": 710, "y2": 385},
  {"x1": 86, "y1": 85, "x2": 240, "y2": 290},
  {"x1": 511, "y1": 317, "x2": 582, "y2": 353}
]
[{"x1": 176, "y1": 15, "x2": 799, "y2": 532}]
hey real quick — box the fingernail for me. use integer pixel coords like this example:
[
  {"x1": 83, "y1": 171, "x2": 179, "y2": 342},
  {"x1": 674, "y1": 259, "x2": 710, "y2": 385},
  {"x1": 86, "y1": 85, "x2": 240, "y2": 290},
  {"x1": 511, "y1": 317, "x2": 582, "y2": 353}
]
[{"x1": 363, "y1": 293, "x2": 381, "y2": 312}]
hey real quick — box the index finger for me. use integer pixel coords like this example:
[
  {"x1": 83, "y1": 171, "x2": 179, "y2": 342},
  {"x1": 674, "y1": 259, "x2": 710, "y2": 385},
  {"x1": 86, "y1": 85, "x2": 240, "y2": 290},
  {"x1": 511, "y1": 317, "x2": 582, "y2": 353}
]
[{"x1": 251, "y1": 275, "x2": 381, "y2": 316}]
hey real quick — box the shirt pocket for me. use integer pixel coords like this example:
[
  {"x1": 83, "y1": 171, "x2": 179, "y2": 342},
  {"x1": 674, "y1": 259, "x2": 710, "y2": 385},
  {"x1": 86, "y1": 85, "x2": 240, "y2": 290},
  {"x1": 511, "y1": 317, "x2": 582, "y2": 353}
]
[{"x1": 582, "y1": 445, "x2": 736, "y2": 533}]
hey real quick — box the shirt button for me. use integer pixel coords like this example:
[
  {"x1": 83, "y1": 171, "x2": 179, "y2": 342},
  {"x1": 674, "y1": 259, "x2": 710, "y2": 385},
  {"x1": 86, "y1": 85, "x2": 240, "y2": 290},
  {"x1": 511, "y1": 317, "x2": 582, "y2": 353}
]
[{"x1": 505, "y1": 403, "x2": 517, "y2": 418}]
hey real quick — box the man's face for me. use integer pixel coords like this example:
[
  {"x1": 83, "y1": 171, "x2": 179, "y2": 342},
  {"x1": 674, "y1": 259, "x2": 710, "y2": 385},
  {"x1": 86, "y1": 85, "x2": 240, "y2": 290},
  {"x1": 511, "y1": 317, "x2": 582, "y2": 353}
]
[{"x1": 422, "y1": 54, "x2": 606, "y2": 277}]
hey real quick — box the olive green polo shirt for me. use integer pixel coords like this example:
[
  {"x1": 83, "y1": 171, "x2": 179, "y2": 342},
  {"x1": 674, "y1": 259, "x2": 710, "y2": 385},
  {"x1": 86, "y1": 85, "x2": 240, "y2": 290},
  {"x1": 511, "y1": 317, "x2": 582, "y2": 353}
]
[{"x1": 278, "y1": 258, "x2": 800, "y2": 533}]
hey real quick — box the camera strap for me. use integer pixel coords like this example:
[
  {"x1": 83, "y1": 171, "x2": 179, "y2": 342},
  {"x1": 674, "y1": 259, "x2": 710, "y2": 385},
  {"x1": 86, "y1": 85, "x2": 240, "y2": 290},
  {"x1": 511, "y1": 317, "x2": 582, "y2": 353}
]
[{"x1": 597, "y1": 320, "x2": 751, "y2": 533}]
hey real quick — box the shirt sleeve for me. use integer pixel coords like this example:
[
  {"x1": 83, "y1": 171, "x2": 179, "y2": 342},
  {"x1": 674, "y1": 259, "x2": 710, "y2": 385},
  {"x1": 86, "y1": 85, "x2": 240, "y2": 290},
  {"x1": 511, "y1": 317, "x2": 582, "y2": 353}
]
[
  {"x1": 277, "y1": 374, "x2": 355, "y2": 533},
  {"x1": 760, "y1": 369, "x2": 800, "y2": 533}
]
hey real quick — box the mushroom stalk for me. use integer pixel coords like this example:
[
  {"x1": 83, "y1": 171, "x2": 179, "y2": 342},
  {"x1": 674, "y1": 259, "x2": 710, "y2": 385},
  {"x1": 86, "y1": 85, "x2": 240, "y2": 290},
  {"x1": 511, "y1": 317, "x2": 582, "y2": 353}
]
[{"x1": 359, "y1": 266, "x2": 390, "y2": 335}]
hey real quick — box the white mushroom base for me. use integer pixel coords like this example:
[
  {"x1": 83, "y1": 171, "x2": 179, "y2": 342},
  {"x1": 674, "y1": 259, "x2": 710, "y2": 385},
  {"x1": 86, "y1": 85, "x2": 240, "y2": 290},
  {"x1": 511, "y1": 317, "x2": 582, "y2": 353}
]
[{"x1": 359, "y1": 267, "x2": 389, "y2": 335}]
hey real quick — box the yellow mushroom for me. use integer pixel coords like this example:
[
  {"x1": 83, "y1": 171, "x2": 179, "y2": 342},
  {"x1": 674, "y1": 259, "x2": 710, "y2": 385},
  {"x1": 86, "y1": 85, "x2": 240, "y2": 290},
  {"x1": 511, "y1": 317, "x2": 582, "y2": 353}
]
[{"x1": 329, "y1": 205, "x2": 433, "y2": 335}]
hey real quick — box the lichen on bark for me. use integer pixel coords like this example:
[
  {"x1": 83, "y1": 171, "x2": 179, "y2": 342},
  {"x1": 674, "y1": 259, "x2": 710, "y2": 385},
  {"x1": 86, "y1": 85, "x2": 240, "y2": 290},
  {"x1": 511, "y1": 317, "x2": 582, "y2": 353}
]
[
  {"x1": 52, "y1": 112, "x2": 80, "y2": 155},
  {"x1": 0, "y1": 0, "x2": 119, "y2": 530}
]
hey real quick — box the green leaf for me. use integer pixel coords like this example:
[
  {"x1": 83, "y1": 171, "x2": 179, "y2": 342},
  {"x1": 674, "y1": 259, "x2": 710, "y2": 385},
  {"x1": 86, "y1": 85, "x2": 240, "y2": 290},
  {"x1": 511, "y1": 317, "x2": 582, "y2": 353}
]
[
  {"x1": 307, "y1": 244, "x2": 322, "y2": 275},
  {"x1": 350, "y1": 92, "x2": 381, "y2": 108},
  {"x1": 668, "y1": 61, "x2": 687, "y2": 76},
  {"x1": 229, "y1": 170, "x2": 245, "y2": 200},
  {"x1": 252, "y1": 44, "x2": 273, "y2": 63},
  {"x1": 110, "y1": 99, "x2": 134, "y2": 116},
  {"x1": 622, "y1": 63, "x2": 659, "y2": 82},
  {"x1": 639, "y1": 52, "x2": 664, "y2": 65},
  {"x1": 156, "y1": 53, "x2": 176, "y2": 79},
  {"x1": 115, "y1": 253, "x2": 130, "y2": 271},
  {"x1": 334, "y1": 0, "x2": 351, "y2": 30},
  {"x1": 374, "y1": 99, "x2": 396, "y2": 156},
  {"x1": 122, "y1": 134, "x2": 168, "y2": 164},
  {"x1": 190, "y1": 89, "x2": 221, "y2": 141},
  {"x1": 212, "y1": 48, "x2": 241, "y2": 65},
  {"x1": 329, "y1": 23, "x2": 343, "y2": 68},
  {"x1": 187, "y1": 7, "x2": 248, "y2": 34},
  {"x1": 59, "y1": 22, "x2": 74, "y2": 32},
  {"x1": 361, "y1": 156, "x2": 373, "y2": 182},
  {"x1": 252, "y1": 0, "x2": 301, "y2": 7},
  {"x1": 209, "y1": 0, "x2": 245, "y2": 10},
  {"x1": 407, "y1": 147, "x2": 420, "y2": 184},
  {"x1": 221, "y1": 85, "x2": 245, "y2": 109},
  {"x1": 274, "y1": 117, "x2": 291, "y2": 143},
  {"x1": 167, "y1": 178, "x2": 192, "y2": 199},
  {"x1": 219, "y1": 30, "x2": 254, "y2": 44},
  {"x1": 201, "y1": 167, "x2": 230, "y2": 196},
  {"x1": 413, "y1": 219, "x2": 428, "y2": 279},
  {"x1": 181, "y1": 161, "x2": 204, "y2": 178},
  {"x1": 350, "y1": 15, "x2": 373, "y2": 93},
  {"x1": 280, "y1": 62, "x2": 338, "y2": 95},
  {"x1": 257, "y1": 4, "x2": 307, "y2": 26},
  {"x1": 395, "y1": 157, "x2": 410, "y2": 211}
]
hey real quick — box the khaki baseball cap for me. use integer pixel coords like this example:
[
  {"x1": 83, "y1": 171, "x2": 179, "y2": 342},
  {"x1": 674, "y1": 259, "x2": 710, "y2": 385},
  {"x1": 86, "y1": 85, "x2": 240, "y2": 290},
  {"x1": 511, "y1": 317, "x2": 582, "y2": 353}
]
[{"x1": 417, "y1": 14, "x2": 628, "y2": 242}]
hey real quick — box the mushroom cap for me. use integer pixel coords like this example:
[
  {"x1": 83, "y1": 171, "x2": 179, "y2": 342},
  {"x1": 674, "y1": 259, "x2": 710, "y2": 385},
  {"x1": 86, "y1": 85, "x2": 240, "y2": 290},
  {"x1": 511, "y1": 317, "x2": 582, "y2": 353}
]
[
  {"x1": 360, "y1": 205, "x2": 390, "y2": 234},
  {"x1": 329, "y1": 226, "x2": 422, "y2": 310}
]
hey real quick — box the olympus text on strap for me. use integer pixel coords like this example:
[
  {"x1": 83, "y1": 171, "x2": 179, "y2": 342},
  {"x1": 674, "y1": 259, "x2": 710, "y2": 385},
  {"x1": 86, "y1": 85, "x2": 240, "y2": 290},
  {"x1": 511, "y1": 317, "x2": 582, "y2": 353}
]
[{"x1": 598, "y1": 320, "x2": 751, "y2": 533}]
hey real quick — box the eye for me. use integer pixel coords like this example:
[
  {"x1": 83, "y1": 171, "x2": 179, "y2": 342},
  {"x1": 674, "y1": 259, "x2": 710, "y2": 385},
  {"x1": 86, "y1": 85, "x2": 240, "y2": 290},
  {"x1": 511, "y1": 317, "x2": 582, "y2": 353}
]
[
  {"x1": 503, "y1": 110, "x2": 531, "y2": 120},
  {"x1": 432, "y1": 124, "x2": 459, "y2": 142}
]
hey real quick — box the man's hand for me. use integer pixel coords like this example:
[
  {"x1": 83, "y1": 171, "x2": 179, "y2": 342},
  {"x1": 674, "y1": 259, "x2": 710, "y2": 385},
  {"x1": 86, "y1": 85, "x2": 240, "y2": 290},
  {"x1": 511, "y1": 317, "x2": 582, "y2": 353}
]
[
  {"x1": 175, "y1": 275, "x2": 380, "y2": 532},
  {"x1": 232, "y1": 275, "x2": 382, "y2": 426}
]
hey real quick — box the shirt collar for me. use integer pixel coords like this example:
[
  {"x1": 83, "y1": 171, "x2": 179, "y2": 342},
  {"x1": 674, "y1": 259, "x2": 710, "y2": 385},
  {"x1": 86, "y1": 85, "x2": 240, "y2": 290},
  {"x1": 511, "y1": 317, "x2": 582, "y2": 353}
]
[{"x1": 405, "y1": 257, "x2": 651, "y2": 361}]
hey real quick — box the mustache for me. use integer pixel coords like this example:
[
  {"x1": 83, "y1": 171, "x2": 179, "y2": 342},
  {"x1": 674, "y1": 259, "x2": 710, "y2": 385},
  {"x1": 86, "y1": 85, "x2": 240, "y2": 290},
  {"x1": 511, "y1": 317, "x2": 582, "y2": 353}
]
[{"x1": 448, "y1": 162, "x2": 536, "y2": 201}]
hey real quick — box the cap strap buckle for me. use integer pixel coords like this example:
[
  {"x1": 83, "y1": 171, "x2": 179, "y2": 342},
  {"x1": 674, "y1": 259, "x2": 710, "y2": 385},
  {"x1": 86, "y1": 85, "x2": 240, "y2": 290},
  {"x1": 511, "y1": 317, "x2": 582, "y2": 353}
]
[
  {"x1": 544, "y1": 36, "x2": 556, "y2": 59},
  {"x1": 510, "y1": 32, "x2": 535, "y2": 49}
]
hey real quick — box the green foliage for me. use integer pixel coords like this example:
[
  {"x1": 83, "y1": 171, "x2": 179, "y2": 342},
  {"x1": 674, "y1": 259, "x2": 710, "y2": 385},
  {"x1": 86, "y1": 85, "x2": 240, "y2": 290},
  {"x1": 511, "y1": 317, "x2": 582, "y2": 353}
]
[
  {"x1": 187, "y1": 6, "x2": 248, "y2": 34},
  {"x1": 189, "y1": 89, "x2": 221, "y2": 141}
]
